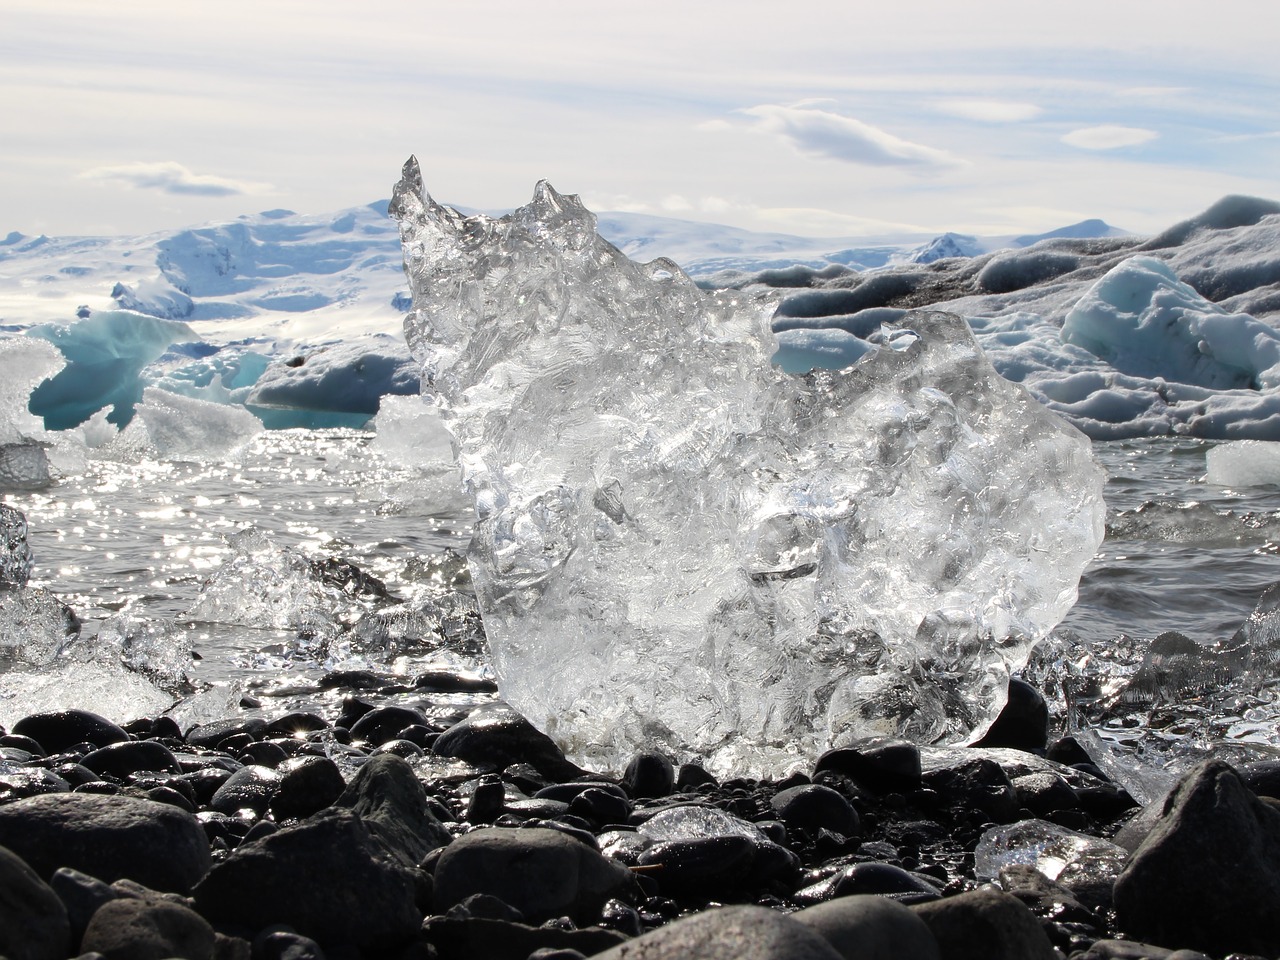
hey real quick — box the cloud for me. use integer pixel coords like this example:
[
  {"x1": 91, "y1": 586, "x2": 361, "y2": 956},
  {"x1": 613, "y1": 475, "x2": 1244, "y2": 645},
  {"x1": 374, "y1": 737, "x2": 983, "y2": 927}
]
[
  {"x1": 739, "y1": 103, "x2": 964, "y2": 173},
  {"x1": 934, "y1": 99, "x2": 1042, "y2": 123},
  {"x1": 79, "y1": 161, "x2": 273, "y2": 197},
  {"x1": 1061, "y1": 125, "x2": 1159, "y2": 150}
]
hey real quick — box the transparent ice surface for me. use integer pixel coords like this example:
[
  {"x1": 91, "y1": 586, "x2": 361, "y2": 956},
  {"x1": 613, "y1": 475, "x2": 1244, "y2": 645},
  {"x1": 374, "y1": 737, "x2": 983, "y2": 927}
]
[
  {"x1": 0, "y1": 443, "x2": 52, "y2": 491},
  {"x1": 0, "y1": 661, "x2": 173, "y2": 728},
  {"x1": 637, "y1": 805, "x2": 770, "y2": 844},
  {"x1": 0, "y1": 505, "x2": 32, "y2": 587},
  {"x1": 187, "y1": 529, "x2": 344, "y2": 636},
  {"x1": 0, "y1": 588, "x2": 76, "y2": 668},
  {"x1": 1028, "y1": 583, "x2": 1280, "y2": 804},
  {"x1": 974, "y1": 818, "x2": 1128, "y2": 888},
  {"x1": 392, "y1": 157, "x2": 1107, "y2": 775}
]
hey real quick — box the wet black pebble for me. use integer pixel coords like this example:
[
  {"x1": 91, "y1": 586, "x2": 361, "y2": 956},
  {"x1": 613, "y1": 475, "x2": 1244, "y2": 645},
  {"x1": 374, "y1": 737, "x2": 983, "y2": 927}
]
[
  {"x1": 269, "y1": 755, "x2": 346, "y2": 822},
  {"x1": 209, "y1": 764, "x2": 281, "y2": 817},
  {"x1": 622, "y1": 752, "x2": 676, "y2": 799},
  {"x1": 814, "y1": 739, "x2": 922, "y2": 794},
  {"x1": 12, "y1": 709, "x2": 130, "y2": 754},
  {"x1": 771, "y1": 783, "x2": 860, "y2": 837},
  {"x1": 971, "y1": 677, "x2": 1050, "y2": 752},
  {"x1": 350, "y1": 704, "x2": 430, "y2": 746}
]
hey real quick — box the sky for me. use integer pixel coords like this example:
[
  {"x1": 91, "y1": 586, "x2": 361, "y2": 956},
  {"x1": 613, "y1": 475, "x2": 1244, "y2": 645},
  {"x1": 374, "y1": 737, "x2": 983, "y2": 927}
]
[{"x1": 3, "y1": 0, "x2": 1279, "y2": 241}]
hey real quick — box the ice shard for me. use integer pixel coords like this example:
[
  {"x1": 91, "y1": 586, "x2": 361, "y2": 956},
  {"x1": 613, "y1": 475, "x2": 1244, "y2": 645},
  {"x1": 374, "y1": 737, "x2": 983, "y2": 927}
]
[{"x1": 391, "y1": 157, "x2": 1106, "y2": 775}]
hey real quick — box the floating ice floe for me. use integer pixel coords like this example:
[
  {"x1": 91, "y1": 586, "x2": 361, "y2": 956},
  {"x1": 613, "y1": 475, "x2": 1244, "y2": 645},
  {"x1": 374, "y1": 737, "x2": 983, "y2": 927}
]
[
  {"x1": 103, "y1": 386, "x2": 263, "y2": 461},
  {"x1": 392, "y1": 157, "x2": 1106, "y2": 775},
  {"x1": 1206, "y1": 439, "x2": 1280, "y2": 487}
]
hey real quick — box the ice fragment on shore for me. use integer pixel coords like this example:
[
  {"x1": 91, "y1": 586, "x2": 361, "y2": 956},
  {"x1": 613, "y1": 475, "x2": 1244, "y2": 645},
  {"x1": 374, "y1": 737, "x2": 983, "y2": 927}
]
[
  {"x1": 392, "y1": 157, "x2": 1106, "y2": 775},
  {"x1": 974, "y1": 819, "x2": 1127, "y2": 888},
  {"x1": 0, "y1": 506, "x2": 32, "y2": 587}
]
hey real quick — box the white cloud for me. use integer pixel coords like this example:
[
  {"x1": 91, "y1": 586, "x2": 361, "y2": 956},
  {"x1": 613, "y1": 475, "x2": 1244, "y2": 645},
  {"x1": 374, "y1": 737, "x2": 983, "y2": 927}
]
[
  {"x1": 739, "y1": 103, "x2": 965, "y2": 173},
  {"x1": 1061, "y1": 125, "x2": 1159, "y2": 150},
  {"x1": 79, "y1": 161, "x2": 273, "y2": 197},
  {"x1": 934, "y1": 99, "x2": 1042, "y2": 123}
]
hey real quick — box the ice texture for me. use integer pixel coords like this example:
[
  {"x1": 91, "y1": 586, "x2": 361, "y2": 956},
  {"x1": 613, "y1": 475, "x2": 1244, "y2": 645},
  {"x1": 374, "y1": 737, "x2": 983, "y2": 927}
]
[
  {"x1": 391, "y1": 157, "x2": 1106, "y2": 774},
  {"x1": 1206, "y1": 440, "x2": 1280, "y2": 487},
  {"x1": 0, "y1": 506, "x2": 32, "y2": 588},
  {"x1": 26, "y1": 310, "x2": 200, "y2": 429},
  {"x1": 1027, "y1": 583, "x2": 1280, "y2": 804},
  {"x1": 110, "y1": 386, "x2": 262, "y2": 461},
  {"x1": 1062, "y1": 256, "x2": 1280, "y2": 391},
  {"x1": 974, "y1": 819, "x2": 1128, "y2": 888}
]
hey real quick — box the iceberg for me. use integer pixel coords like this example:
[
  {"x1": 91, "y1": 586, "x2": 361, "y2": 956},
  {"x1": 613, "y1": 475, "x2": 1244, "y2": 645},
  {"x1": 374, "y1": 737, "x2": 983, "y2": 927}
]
[
  {"x1": 26, "y1": 310, "x2": 201, "y2": 429},
  {"x1": 392, "y1": 157, "x2": 1105, "y2": 775}
]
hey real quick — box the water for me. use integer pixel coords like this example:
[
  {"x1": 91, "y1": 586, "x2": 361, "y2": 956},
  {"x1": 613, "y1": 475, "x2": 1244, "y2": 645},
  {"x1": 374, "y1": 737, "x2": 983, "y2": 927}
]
[{"x1": 2, "y1": 430, "x2": 1279, "y2": 751}]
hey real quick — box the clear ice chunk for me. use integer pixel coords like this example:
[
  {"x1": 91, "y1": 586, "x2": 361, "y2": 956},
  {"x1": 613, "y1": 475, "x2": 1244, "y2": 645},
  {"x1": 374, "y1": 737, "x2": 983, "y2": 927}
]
[
  {"x1": 391, "y1": 157, "x2": 1106, "y2": 775},
  {"x1": 0, "y1": 505, "x2": 33, "y2": 587},
  {"x1": 637, "y1": 805, "x2": 770, "y2": 844},
  {"x1": 974, "y1": 818, "x2": 1128, "y2": 888},
  {"x1": 108, "y1": 386, "x2": 262, "y2": 461}
]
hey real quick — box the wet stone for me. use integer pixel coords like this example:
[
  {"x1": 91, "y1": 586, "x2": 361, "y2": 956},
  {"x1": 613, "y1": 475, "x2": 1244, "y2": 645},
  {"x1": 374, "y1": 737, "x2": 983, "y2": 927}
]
[
  {"x1": 334, "y1": 752, "x2": 452, "y2": 865},
  {"x1": 80, "y1": 740, "x2": 181, "y2": 779},
  {"x1": 911, "y1": 887, "x2": 1057, "y2": 960},
  {"x1": 771, "y1": 784, "x2": 859, "y2": 837},
  {"x1": 971, "y1": 678, "x2": 1050, "y2": 752},
  {"x1": 433, "y1": 704, "x2": 585, "y2": 781},
  {"x1": 815, "y1": 739, "x2": 922, "y2": 794},
  {"x1": 193, "y1": 807, "x2": 420, "y2": 954},
  {"x1": 622, "y1": 752, "x2": 676, "y2": 800},
  {"x1": 12, "y1": 710, "x2": 130, "y2": 754},
  {"x1": 433, "y1": 826, "x2": 637, "y2": 925},
  {"x1": 264, "y1": 711, "x2": 330, "y2": 738},
  {"x1": 592, "y1": 905, "x2": 843, "y2": 960},
  {"x1": 0, "y1": 843, "x2": 71, "y2": 960},
  {"x1": 49, "y1": 866, "x2": 118, "y2": 948},
  {"x1": 237, "y1": 740, "x2": 289, "y2": 768},
  {"x1": 208, "y1": 764, "x2": 281, "y2": 817},
  {"x1": 349, "y1": 704, "x2": 430, "y2": 746},
  {"x1": 268, "y1": 755, "x2": 346, "y2": 821},
  {"x1": 80, "y1": 897, "x2": 216, "y2": 960},
  {"x1": 0, "y1": 793, "x2": 211, "y2": 893},
  {"x1": 793, "y1": 895, "x2": 941, "y2": 960}
]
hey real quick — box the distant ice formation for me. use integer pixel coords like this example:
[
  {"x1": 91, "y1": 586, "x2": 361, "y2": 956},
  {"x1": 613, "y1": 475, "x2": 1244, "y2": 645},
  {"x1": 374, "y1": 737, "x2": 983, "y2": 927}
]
[
  {"x1": 26, "y1": 311, "x2": 199, "y2": 429},
  {"x1": 392, "y1": 157, "x2": 1106, "y2": 775}
]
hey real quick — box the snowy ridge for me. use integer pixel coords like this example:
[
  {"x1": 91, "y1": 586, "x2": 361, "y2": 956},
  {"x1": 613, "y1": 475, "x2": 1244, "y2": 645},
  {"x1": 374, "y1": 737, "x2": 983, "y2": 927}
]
[{"x1": 5, "y1": 190, "x2": 1280, "y2": 440}]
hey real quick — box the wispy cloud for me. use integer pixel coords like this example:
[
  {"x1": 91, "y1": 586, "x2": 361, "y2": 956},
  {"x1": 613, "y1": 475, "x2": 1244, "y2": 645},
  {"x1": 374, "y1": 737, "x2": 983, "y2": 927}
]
[
  {"x1": 1061, "y1": 125, "x2": 1159, "y2": 150},
  {"x1": 933, "y1": 99, "x2": 1042, "y2": 123},
  {"x1": 739, "y1": 103, "x2": 965, "y2": 173},
  {"x1": 79, "y1": 161, "x2": 273, "y2": 197}
]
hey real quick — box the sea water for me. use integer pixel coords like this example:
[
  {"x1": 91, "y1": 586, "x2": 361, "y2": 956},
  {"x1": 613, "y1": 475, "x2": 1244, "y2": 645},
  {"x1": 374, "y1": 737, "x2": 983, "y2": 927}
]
[{"x1": 2, "y1": 431, "x2": 1278, "y2": 737}]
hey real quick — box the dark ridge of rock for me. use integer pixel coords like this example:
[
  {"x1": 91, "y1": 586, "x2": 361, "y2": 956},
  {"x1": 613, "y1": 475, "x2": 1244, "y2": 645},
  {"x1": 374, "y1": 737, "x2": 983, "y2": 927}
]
[{"x1": 333, "y1": 752, "x2": 452, "y2": 864}]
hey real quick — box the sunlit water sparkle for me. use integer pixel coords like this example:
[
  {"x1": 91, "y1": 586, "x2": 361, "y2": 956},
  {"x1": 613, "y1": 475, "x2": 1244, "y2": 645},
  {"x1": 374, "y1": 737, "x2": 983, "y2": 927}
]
[{"x1": 3, "y1": 431, "x2": 1279, "y2": 752}]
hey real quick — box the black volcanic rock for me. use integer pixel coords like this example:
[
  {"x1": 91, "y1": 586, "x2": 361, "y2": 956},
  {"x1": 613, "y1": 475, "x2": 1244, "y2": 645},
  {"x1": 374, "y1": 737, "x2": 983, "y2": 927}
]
[
  {"x1": 1114, "y1": 759, "x2": 1280, "y2": 956},
  {"x1": 193, "y1": 807, "x2": 420, "y2": 953},
  {"x1": 0, "y1": 793, "x2": 210, "y2": 893}
]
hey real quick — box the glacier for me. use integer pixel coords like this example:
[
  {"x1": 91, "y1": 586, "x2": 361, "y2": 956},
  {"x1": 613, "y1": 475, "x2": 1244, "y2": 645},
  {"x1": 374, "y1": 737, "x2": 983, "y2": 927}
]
[{"x1": 391, "y1": 157, "x2": 1106, "y2": 775}]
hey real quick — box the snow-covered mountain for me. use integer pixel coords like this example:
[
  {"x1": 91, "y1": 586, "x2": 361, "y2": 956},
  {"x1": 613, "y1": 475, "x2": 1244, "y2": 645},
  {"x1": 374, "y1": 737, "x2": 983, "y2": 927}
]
[{"x1": 0, "y1": 201, "x2": 1128, "y2": 346}]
